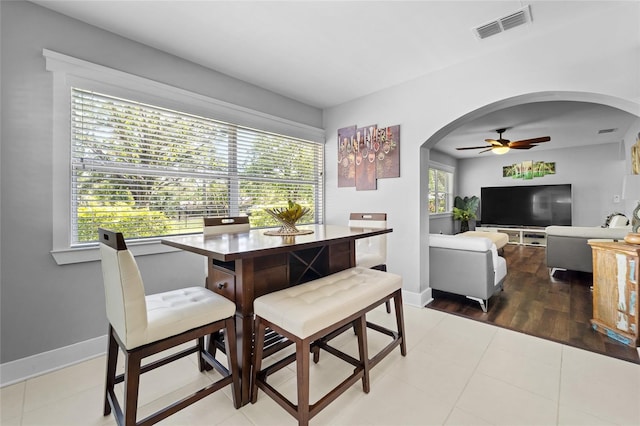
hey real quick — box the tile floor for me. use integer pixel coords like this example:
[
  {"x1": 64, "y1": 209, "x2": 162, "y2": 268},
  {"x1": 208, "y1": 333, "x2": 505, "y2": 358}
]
[{"x1": 2, "y1": 305, "x2": 639, "y2": 425}]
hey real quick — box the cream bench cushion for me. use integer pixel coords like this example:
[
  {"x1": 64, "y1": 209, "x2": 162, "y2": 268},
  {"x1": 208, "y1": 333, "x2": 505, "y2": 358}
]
[{"x1": 253, "y1": 267, "x2": 402, "y2": 339}]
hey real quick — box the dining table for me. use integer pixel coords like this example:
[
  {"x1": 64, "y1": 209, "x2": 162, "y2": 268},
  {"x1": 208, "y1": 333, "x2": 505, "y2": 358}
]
[{"x1": 161, "y1": 223, "x2": 392, "y2": 405}]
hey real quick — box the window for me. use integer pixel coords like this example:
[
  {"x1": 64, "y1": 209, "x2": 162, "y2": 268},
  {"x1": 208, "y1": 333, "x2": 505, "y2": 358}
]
[
  {"x1": 45, "y1": 49, "x2": 325, "y2": 264},
  {"x1": 428, "y1": 164, "x2": 454, "y2": 214},
  {"x1": 71, "y1": 89, "x2": 323, "y2": 244}
]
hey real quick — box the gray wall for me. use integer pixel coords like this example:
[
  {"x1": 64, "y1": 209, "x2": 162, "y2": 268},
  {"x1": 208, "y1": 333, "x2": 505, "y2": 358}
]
[
  {"x1": 456, "y1": 142, "x2": 627, "y2": 227},
  {"x1": 0, "y1": 1, "x2": 322, "y2": 363},
  {"x1": 322, "y1": 1, "x2": 639, "y2": 306}
]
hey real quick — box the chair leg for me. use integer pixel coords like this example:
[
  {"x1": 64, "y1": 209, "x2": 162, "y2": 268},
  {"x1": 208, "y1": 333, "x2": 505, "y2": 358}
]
[
  {"x1": 223, "y1": 317, "x2": 242, "y2": 409},
  {"x1": 123, "y1": 352, "x2": 142, "y2": 426},
  {"x1": 197, "y1": 336, "x2": 207, "y2": 372},
  {"x1": 372, "y1": 265, "x2": 392, "y2": 314},
  {"x1": 103, "y1": 326, "x2": 118, "y2": 416},
  {"x1": 251, "y1": 319, "x2": 267, "y2": 404},
  {"x1": 393, "y1": 290, "x2": 407, "y2": 356}
]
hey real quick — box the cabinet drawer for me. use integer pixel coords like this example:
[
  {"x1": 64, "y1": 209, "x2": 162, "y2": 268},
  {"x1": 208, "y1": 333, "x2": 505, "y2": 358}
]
[{"x1": 207, "y1": 267, "x2": 236, "y2": 301}]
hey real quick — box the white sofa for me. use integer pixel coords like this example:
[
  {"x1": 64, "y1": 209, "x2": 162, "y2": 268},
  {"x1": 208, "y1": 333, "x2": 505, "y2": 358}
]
[
  {"x1": 429, "y1": 234, "x2": 507, "y2": 312},
  {"x1": 545, "y1": 225, "x2": 631, "y2": 273}
]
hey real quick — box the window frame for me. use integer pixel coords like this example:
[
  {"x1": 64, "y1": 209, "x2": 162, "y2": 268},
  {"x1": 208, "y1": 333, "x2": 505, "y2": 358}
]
[
  {"x1": 428, "y1": 161, "x2": 455, "y2": 216},
  {"x1": 45, "y1": 49, "x2": 325, "y2": 265}
]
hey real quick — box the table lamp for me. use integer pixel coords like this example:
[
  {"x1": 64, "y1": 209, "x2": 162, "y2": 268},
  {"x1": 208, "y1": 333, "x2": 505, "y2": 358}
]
[{"x1": 622, "y1": 174, "x2": 640, "y2": 244}]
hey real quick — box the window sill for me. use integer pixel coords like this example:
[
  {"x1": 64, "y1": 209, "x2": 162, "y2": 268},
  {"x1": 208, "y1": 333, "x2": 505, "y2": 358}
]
[
  {"x1": 429, "y1": 212, "x2": 453, "y2": 219},
  {"x1": 51, "y1": 240, "x2": 180, "y2": 265}
]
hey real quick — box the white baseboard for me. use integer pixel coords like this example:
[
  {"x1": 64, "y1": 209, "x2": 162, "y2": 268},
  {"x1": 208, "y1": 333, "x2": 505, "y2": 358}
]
[
  {"x1": 402, "y1": 288, "x2": 432, "y2": 308},
  {"x1": 0, "y1": 335, "x2": 107, "y2": 387}
]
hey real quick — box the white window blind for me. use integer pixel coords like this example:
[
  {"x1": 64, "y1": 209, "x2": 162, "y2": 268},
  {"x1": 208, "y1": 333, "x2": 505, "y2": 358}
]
[{"x1": 71, "y1": 88, "x2": 323, "y2": 245}]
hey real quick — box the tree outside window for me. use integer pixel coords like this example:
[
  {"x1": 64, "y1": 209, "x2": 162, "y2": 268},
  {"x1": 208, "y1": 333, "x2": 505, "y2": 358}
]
[
  {"x1": 428, "y1": 167, "x2": 453, "y2": 214},
  {"x1": 71, "y1": 88, "x2": 323, "y2": 244}
]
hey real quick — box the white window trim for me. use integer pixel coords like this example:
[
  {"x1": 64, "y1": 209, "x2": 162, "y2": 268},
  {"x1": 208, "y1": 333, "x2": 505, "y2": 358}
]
[
  {"x1": 44, "y1": 49, "x2": 325, "y2": 265},
  {"x1": 428, "y1": 161, "x2": 455, "y2": 215}
]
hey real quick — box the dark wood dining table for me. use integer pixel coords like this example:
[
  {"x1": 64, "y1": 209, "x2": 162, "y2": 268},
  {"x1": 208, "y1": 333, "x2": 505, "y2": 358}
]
[{"x1": 161, "y1": 223, "x2": 392, "y2": 405}]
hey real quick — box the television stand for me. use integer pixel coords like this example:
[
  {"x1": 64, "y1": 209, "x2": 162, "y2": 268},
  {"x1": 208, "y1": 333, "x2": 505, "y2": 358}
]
[{"x1": 476, "y1": 226, "x2": 547, "y2": 247}]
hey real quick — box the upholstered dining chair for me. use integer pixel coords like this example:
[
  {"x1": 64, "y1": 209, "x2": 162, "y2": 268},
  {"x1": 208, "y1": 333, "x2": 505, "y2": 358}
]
[
  {"x1": 202, "y1": 216, "x2": 250, "y2": 284},
  {"x1": 98, "y1": 228, "x2": 240, "y2": 426},
  {"x1": 203, "y1": 216, "x2": 250, "y2": 236},
  {"x1": 349, "y1": 213, "x2": 391, "y2": 312}
]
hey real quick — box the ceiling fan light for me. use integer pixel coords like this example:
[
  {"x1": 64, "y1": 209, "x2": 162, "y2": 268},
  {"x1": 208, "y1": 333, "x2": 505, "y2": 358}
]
[{"x1": 492, "y1": 146, "x2": 510, "y2": 155}]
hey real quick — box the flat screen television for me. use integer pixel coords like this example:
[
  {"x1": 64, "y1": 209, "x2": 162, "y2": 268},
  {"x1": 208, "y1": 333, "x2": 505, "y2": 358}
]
[{"x1": 480, "y1": 184, "x2": 572, "y2": 228}]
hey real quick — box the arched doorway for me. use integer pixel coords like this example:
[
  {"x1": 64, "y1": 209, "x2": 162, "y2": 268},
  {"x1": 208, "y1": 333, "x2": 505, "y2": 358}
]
[{"x1": 419, "y1": 91, "x2": 640, "y2": 299}]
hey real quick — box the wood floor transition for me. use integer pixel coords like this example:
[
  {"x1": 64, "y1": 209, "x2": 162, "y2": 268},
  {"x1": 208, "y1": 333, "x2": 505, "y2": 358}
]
[{"x1": 426, "y1": 243, "x2": 640, "y2": 364}]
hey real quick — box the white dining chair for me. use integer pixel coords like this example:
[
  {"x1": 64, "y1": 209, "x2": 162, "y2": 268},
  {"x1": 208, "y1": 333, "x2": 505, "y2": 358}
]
[
  {"x1": 349, "y1": 213, "x2": 391, "y2": 312},
  {"x1": 98, "y1": 228, "x2": 240, "y2": 426},
  {"x1": 202, "y1": 216, "x2": 250, "y2": 283}
]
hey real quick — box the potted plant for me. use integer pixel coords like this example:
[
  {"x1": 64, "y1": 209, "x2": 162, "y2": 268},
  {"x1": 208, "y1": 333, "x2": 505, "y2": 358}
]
[{"x1": 453, "y1": 195, "x2": 479, "y2": 233}]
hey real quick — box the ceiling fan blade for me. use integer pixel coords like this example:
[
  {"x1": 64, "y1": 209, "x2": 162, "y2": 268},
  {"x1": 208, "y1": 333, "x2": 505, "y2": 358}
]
[
  {"x1": 510, "y1": 145, "x2": 533, "y2": 149},
  {"x1": 484, "y1": 138, "x2": 503, "y2": 146},
  {"x1": 456, "y1": 146, "x2": 493, "y2": 150},
  {"x1": 510, "y1": 136, "x2": 550, "y2": 146},
  {"x1": 478, "y1": 148, "x2": 493, "y2": 154}
]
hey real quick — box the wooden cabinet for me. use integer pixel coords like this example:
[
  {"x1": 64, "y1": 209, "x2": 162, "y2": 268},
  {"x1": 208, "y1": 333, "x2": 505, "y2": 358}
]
[{"x1": 589, "y1": 241, "x2": 639, "y2": 347}]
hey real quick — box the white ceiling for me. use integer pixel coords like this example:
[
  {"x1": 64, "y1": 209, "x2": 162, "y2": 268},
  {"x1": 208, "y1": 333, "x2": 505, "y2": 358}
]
[
  {"x1": 29, "y1": 1, "x2": 639, "y2": 157},
  {"x1": 434, "y1": 101, "x2": 635, "y2": 159}
]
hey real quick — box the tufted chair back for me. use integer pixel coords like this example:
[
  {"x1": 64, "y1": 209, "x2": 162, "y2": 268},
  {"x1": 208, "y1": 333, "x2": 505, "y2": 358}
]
[
  {"x1": 349, "y1": 213, "x2": 387, "y2": 269},
  {"x1": 98, "y1": 228, "x2": 147, "y2": 349}
]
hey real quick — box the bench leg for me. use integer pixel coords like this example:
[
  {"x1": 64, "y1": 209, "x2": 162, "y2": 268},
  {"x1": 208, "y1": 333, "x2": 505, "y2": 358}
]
[
  {"x1": 354, "y1": 315, "x2": 370, "y2": 393},
  {"x1": 296, "y1": 339, "x2": 311, "y2": 426}
]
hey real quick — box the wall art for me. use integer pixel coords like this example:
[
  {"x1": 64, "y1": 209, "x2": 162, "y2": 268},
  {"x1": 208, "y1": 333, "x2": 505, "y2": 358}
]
[
  {"x1": 503, "y1": 161, "x2": 555, "y2": 179},
  {"x1": 337, "y1": 124, "x2": 400, "y2": 190}
]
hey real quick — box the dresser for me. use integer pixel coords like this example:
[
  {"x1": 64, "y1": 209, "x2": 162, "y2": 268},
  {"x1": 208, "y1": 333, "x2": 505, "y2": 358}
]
[{"x1": 588, "y1": 240, "x2": 639, "y2": 347}]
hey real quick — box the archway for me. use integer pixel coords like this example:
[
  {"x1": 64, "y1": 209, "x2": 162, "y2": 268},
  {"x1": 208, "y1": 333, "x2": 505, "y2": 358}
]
[{"x1": 419, "y1": 91, "x2": 640, "y2": 301}]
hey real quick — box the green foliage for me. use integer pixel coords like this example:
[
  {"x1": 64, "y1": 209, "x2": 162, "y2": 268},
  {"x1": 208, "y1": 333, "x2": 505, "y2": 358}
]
[
  {"x1": 77, "y1": 204, "x2": 171, "y2": 242},
  {"x1": 453, "y1": 195, "x2": 479, "y2": 221},
  {"x1": 72, "y1": 89, "x2": 321, "y2": 243}
]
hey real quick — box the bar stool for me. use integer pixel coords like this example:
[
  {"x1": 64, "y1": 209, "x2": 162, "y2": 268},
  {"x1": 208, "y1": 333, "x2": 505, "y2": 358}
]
[
  {"x1": 349, "y1": 212, "x2": 391, "y2": 313},
  {"x1": 98, "y1": 228, "x2": 241, "y2": 426}
]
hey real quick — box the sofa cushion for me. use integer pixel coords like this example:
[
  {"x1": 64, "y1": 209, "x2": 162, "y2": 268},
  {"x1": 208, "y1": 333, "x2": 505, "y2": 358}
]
[
  {"x1": 429, "y1": 234, "x2": 492, "y2": 252},
  {"x1": 545, "y1": 226, "x2": 630, "y2": 239}
]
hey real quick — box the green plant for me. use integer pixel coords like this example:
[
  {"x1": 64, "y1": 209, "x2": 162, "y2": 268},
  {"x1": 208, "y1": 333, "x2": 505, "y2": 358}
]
[{"x1": 453, "y1": 195, "x2": 480, "y2": 232}]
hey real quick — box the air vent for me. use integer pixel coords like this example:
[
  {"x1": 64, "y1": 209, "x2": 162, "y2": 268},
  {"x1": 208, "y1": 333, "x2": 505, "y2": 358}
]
[
  {"x1": 598, "y1": 128, "x2": 618, "y2": 134},
  {"x1": 476, "y1": 21, "x2": 502, "y2": 39},
  {"x1": 474, "y1": 5, "x2": 532, "y2": 40}
]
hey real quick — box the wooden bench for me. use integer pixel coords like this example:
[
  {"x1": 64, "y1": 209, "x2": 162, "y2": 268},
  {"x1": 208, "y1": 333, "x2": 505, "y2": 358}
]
[{"x1": 251, "y1": 266, "x2": 406, "y2": 426}]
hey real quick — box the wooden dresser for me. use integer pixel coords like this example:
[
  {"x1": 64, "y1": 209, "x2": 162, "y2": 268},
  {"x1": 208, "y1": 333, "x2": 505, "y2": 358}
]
[{"x1": 588, "y1": 240, "x2": 639, "y2": 347}]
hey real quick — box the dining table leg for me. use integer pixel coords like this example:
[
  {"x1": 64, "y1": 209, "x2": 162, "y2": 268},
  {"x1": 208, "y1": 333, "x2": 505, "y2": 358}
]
[{"x1": 236, "y1": 312, "x2": 255, "y2": 405}]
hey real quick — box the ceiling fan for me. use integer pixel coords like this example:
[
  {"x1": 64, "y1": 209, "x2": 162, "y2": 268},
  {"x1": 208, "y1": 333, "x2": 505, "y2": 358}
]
[{"x1": 456, "y1": 128, "x2": 551, "y2": 155}]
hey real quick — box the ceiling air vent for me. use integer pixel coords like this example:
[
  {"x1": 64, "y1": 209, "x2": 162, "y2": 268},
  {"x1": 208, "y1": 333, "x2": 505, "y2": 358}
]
[
  {"x1": 476, "y1": 21, "x2": 502, "y2": 39},
  {"x1": 474, "y1": 5, "x2": 532, "y2": 40},
  {"x1": 598, "y1": 128, "x2": 618, "y2": 134}
]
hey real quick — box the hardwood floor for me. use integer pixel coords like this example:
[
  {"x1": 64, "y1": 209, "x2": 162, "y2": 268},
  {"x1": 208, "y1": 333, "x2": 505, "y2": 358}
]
[{"x1": 427, "y1": 244, "x2": 640, "y2": 364}]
